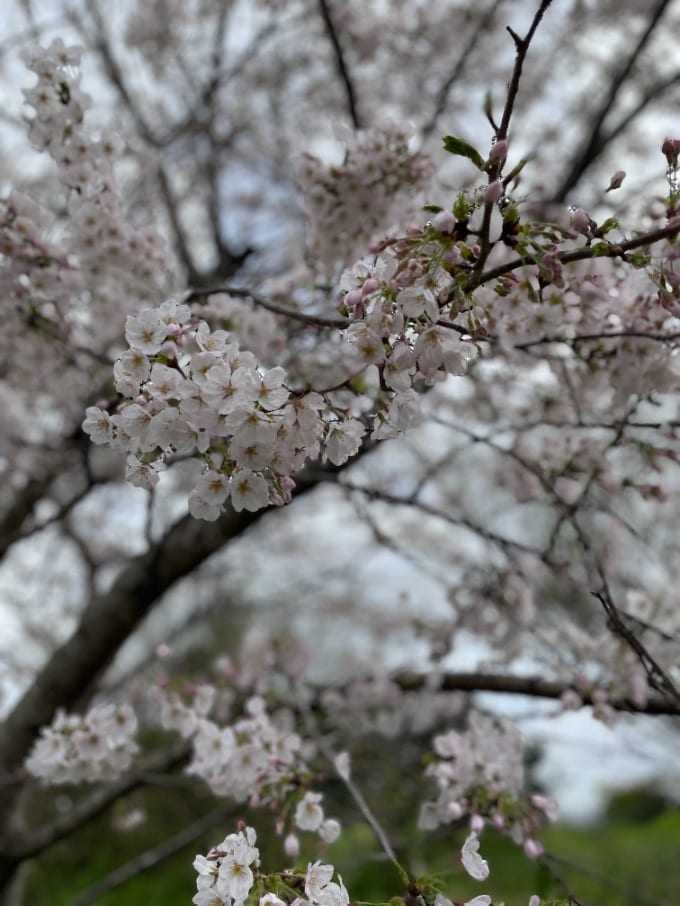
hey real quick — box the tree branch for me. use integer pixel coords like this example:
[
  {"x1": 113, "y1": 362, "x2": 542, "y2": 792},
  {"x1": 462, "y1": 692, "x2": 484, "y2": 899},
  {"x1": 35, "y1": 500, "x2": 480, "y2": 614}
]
[
  {"x1": 317, "y1": 0, "x2": 362, "y2": 129},
  {"x1": 552, "y1": 0, "x2": 674, "y2": 202},
  {"x1": 422, "y1": 0, "x2": 506, "y2": 139}
]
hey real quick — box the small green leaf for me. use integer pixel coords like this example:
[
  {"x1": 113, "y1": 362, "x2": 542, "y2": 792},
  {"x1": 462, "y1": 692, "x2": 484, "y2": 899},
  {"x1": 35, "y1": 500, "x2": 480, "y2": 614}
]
[
  {"x1": 598, "y1": 216, "x2": 619, "y2": 235},
  {"x1": 423, "y1": 204, "x2": 443, "y2": 213},
  {"x1": 442, "y1": 135, "x2": 485, "y2": 169}
]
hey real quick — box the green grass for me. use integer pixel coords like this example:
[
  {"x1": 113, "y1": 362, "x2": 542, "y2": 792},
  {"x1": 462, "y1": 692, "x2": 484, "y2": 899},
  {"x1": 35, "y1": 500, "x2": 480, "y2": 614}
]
[{"x1": 21, "y1": 794, "x2": 679, "y2": 906}]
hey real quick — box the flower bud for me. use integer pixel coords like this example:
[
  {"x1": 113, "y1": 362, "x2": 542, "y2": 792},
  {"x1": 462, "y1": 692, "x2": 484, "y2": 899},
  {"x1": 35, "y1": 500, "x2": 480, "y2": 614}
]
[
  {"x1": 470, "y1": 813, "x2": 484, "y2": 833},
  {"x1": 284, "y1": 833, "x2": 300, "y2": 858},
  {"x1": 662, "y1": 137, "x2": 680, "y2": 167},
  {"x1": 605, "y1": 170, "x2": 626, "y2": 192},
  {"x1": 488, "y1": 139, "x2": 508, "y2": 163},
  {"x1": 570, "y1": 208, "x2": 592, "y2": 234},
  {"x1": 523, "y1": 838, "x2": 544, "y2": 860},
  {"x1": 484, "y1": 180, "x2": 503, "y2": 204},
  {"x1": 432, "y1": 210, "x2": 455, "y2": 233}
]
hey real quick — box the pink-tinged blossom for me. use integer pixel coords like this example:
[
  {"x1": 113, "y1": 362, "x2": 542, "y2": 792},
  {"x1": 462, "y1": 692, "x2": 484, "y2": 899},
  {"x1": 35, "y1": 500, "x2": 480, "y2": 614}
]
[
  {"x1": 305, "y1": 862, "x2": 335, "y2": 901},
  {"x1": 260, "y1": 896, "x2": 286, "y2": 906},
  {"x1": 304, "y1": 862, "x2": 349, "y2": 906},
  {"x1": 230, "y1": 469, "x2": 270, "y2": 512},
  {"x1": 295, "y1": 791, "x2": 325, "y2": 831},
  {"x1": 323, "y1": 419, "x2": 365, "y2": 465},
  {"x1": 319, "y1": 818, "x2": 342, "y2": 843},
  {"x1": 125, "y1": 310, "x2": 167, "y2": 353},
  {"x1": 25, "y1": 704, "x2": 138, "y2": 784},
  {"x1": 434, "y1": 895, "x2": 454, "y2": 906},
  {"x1": 464, "y1": 897, "x2": 491, "y2": 906},
  {"x1": 125, "y1": 454, "x2": 164, "y2": 490},
  {"x1": 193, "y1": 828, "x2": 259, "y2": 906},
  {"x1": 461, "y1": 832, "x2": 490, "y2": 881},
  {"x1": 82, "y1": 406, "x2": 114, "y2": 444},
  {"x1": 523, "y1": 838, "x2": 544, "y2": 860}
]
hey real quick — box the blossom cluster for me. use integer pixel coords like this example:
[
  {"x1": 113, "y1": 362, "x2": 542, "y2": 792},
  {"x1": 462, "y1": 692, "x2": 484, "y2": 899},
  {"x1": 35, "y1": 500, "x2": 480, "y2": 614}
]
[
  {"x1": 418, "y1": 712, "x2": 555, "y2": 856},
  {"x1": 339, "y1": 240, "x2": 475, "y2": 440},
  {"x1": 24, "y1": 703, "x2": 138, "y2": 784},
  {"x1": 192, "y1": 828, "x2": 349, "y2": 906},
  {"x1": 83, "y1": 298, "x2": 367, "y2": 517},
  {"x1": 296, "y1": 122, "x2": 433, "y2": 273},
  {"x1": 193, "y1": 826, "x2": 260, "y2": 906},
  {"x1": 21, "y1": 39, "x2": 167, "y2": 303},
  {"x1": 160, "y1": 692, "x2": 340, "y2": 844}
]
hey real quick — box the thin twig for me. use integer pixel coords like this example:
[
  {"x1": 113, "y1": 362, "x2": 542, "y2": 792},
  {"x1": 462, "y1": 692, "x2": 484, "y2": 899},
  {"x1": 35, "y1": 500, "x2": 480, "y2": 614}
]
[
  {"x1": 317, "y1": 0, "x2": 362, "y2": 129},
  {"x1": 188, "y1": 285, "x2": 348, "y2": 328},
  {"x1": 422, "y1": 0, "x2": 506, "y2": 139}
]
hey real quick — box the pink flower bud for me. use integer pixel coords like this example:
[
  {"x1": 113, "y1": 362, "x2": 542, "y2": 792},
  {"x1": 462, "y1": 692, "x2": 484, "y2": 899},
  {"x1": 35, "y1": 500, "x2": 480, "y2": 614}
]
[
  {"x1": 361, "y1": 277, "x2": 380, "y2": 296},
  {"x1": 523, "y1": 838, "x2": 544, "y2": 860},
  {"x1": 432, "y1": 210, "x2": 455, "y2": 233},
  {"x1": 488, "y1": 139, "x2": 508, "y2": 163},
  {"x1": 470, "y1": 813, "x2": 484, "y2": 833},
  {"x1": 446, "y1": 800, "x2": 464, "y2": 820},
  {"x1": 284, "y1": 833, "x2": 300, "y2": 858},
  {"x1": 605, "y1": 170, "x2": 626, "y2": 192},
  {"x1": 662, "y1": 137, "x2": 680, "y2": 166},
  {"x1": 570, "y1": 208, "x2": 591, "y2": 234},
  {"x1": 484, "y1": 180, "x2": 503, "y2": 204}
]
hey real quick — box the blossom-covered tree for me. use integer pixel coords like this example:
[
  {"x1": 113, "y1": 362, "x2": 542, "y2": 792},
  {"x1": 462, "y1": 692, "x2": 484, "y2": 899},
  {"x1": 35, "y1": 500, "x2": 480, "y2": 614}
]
[{"x1": 0, "y1": 1, "x2": 679, "y2": 904}]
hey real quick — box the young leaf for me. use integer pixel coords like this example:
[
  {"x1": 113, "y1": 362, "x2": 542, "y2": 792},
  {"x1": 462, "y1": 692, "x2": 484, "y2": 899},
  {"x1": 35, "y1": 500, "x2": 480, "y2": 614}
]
[{"x1": 442, "y1": 135, "x2": 485, "y2": 170}]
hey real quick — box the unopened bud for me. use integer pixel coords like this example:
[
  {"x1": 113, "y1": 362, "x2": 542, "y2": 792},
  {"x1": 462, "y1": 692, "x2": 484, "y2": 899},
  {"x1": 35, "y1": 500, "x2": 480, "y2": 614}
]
[
  {"x1": 432, "y1": 210, "x2": 455, "y2": 233},
  {"x1": 284, "y1": 833, "x2": 300, "y2": 858},
  {"x1": 523, "y1": 838, "x2": 544, "y2": 860},
  {"x1": 484, "y1": 180, "x2": 503, "y2": 204},
  {"x1": 605, "y1": 170, "x2": 626, "y2": 192},
  {"x1": 488, "y1": 139, "x2": 508, "y2": 164},
  {"x1": 470, "y1": 813, "x2": 484, "y2": 833},
  {"x1": 570, "y1": 208, "x2": 592, "y2": 234},
  {"x1": 662, "y1": 137, "x2": 680, "y2": 167}
]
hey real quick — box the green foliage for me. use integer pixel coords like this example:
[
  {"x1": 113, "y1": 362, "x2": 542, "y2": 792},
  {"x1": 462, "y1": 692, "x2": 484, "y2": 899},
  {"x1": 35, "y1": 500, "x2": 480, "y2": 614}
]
[
  {"x1": 22, "y1": 793, "x2": 680, "y2": 906},
  {"x1": 442, "y1": 137, "x2": 485, "y2": 170}
]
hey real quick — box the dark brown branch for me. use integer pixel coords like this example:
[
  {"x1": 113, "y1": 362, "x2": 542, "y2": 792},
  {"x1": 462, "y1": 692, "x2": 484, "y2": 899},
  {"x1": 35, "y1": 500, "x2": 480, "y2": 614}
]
[
  {"x1": 592, "y1": 583, "x2": 680, "y2": 705},
  {"x1": 467, "y1": 220, "x2": 680, "y2": 292},
  {"x1": 422, "y1": 0, "x2": 506, "y2": 139},
  {"x1": 188, "y1": 285, "x2": 349, "y2": 328},
  {"x1": 552, "y1": 0, "x2": 674, "y2": 202},
  {"x1": 474, "y1": 0, "x2": 554, "y2": 274},
  {"x1": 395, "y1": 671, "x2": 680, "y2": 715},
  {"x1": 317, "y1": 0, "x2": 363, "y2": 129},
  {"x1": 497, "y1": 0, "x2": 554, "y2": 142}
]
